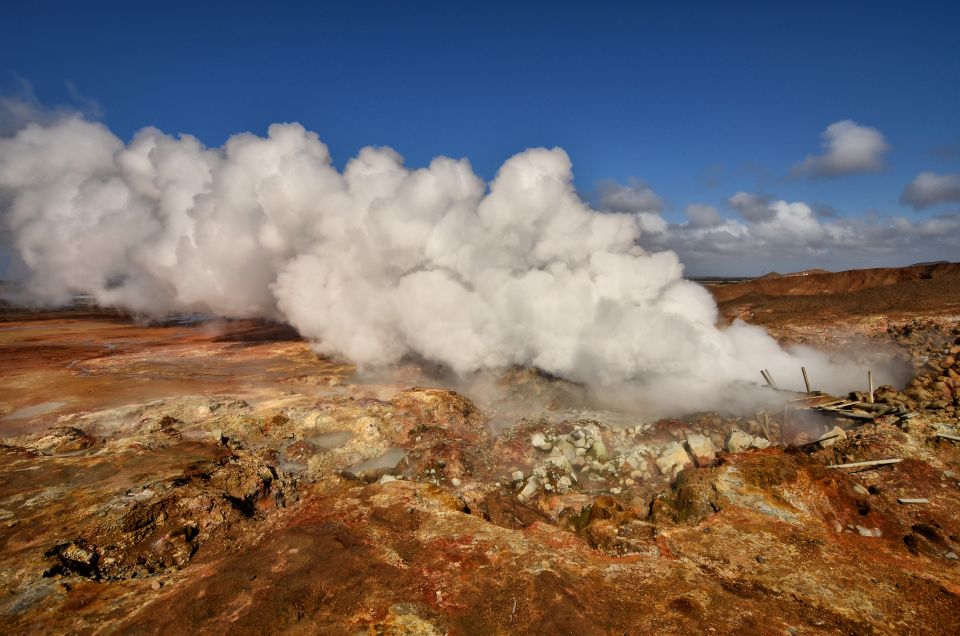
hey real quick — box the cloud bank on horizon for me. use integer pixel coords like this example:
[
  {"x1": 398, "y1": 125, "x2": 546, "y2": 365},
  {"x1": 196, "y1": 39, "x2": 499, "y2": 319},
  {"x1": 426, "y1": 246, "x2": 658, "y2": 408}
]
[
  {"x1": 0, "y1": 114, "x2": 913, "y2": 414},
  {"x1": 597, "y1": 176, "x2": 960, "y2": 275}
]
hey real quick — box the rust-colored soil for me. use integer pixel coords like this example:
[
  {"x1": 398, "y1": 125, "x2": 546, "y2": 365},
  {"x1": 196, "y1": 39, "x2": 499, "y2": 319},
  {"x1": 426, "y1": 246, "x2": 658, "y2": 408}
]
[
  {"x1": 1, "y1": 292, "x2": 960, "y2": 634},
  {"x1": 708, "y1": 262, "x2": 960, "y2": 347}
]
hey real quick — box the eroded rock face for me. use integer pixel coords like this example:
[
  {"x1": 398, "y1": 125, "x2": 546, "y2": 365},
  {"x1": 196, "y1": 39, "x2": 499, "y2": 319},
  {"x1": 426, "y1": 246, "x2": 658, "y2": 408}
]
[
  {"x1": 24, "y1": 426, "x2": 99, "y2": 455},
  {"x1": 40, "y1": 447, "x2": 295, "y2": 581}
]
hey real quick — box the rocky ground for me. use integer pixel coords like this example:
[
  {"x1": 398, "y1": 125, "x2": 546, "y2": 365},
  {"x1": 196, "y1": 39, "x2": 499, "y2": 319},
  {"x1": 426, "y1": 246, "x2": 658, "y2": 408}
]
[{"x1": 2, "y1": 300, "x2": 960, "y2": 634}]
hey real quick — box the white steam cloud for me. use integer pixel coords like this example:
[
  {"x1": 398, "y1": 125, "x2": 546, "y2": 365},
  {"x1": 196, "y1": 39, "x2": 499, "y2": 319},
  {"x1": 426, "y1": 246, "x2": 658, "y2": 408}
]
[{"x1": 0, "y1": 116, "x2": 904, "y2": 413}]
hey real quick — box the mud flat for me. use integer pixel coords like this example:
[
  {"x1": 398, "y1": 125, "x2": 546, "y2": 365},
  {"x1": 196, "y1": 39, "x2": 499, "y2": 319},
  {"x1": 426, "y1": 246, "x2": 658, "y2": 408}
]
[{"x1": 2, "y1": 297, "x2": 960, "y2": 633}]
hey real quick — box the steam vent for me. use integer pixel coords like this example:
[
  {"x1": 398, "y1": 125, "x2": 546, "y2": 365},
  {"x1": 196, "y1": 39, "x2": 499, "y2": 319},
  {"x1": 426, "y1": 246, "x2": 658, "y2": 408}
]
[{"x1": 3, "y1": 3, "x2": 960, "y2": 634}]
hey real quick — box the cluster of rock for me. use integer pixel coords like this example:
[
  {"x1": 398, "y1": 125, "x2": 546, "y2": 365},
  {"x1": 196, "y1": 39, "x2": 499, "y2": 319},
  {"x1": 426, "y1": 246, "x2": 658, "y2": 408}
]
[
  {"x1": 513, "y1": 426, "x2": 608, "y2": 501},
  {"x1": 510, "y1": 422, "x2": 776, "y2": 503},
  {"x1": 903, "y1": 350, "x2": 960, "y2": 414},
  {"x1": 871, "y1": 343, "x2": 960, "y2": 421},
  {"x1": 724, "y1": 429, "x2": 771, "y2": 452},
  {"x1": 887, "y1": 319, "x2": 960, "y2": 356}
]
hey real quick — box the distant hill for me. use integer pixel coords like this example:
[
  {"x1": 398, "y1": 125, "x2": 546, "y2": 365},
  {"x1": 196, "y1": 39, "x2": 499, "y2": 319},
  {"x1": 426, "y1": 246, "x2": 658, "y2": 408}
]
[{"x1": 708, "y1": 262, "x2": 960, "y2": 304}]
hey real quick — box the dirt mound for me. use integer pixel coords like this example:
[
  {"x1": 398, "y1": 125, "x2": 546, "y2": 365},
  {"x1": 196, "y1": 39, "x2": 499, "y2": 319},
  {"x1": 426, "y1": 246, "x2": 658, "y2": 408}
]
[{"x1": 711, "y1": 262, "x2": 960, "y2": 303}]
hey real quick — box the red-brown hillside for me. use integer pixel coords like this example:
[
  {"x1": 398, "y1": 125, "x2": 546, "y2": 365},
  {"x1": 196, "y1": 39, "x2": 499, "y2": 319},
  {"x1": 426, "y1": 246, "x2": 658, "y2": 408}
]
[{"x1": 710, "y1": 262, "x2": 960, "y2": 304}]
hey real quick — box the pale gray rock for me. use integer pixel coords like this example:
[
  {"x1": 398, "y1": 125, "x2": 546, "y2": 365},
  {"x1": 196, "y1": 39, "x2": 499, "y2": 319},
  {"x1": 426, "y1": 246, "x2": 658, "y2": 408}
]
[
  {"x1": 656, "y1": 442, "x2": 692, "y2": 479},
  {"x1": 684, "y1": 433, "x2": 716, "y2": 467}
]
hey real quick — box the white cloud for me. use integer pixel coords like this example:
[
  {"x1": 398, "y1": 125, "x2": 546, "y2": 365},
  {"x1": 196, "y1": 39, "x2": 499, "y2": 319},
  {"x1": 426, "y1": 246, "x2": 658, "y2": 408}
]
[
  {"x1": 901, "y1": 171, "x2": 960, "y2": 209},
  {"x1": 728, "y1": 191, "x2": 776, "y2": 222},
  {"x1": 792, "y1": 120, "x2": 890, "y2": 178},
  {"x1": 684, "y1": 204, "x2": 723, "y2": 227},
  {"x1": 596, "y1": 177, "x2": 663, "y2": 214},
  {"x1": 642, "y1": 192, "x2": 960, "y2": 274}
]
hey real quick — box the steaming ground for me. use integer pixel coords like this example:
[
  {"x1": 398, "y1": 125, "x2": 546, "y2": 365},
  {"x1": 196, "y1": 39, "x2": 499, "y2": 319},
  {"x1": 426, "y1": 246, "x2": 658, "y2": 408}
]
[{"x1": 0, "y1": 117, "x2": 908, "y2": 413}]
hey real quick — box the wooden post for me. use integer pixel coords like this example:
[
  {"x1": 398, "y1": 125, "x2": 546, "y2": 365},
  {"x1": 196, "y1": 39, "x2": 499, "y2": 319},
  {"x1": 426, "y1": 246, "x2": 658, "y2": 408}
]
[
  {"x1": 801, "y1": 367, "x2": 811, "y2": 394},
  {"x1": 828, "y1": 458, "x2": 901, "y2": 469},
  {"x1": 782, "y1": 401, "x2": 789, "y2": 445},
  {"x1": 764, "y1": 369, "x2": 778, "y2": 389},
  {"x1": 868, "y1": 370, "x2": 874, "y2": 404},
  {"x1": 758, "y1": 411, "x2": 771, "y2": 441},
  {"x1": 761, "y1": 370, "x2": 772, "y2": 387}
]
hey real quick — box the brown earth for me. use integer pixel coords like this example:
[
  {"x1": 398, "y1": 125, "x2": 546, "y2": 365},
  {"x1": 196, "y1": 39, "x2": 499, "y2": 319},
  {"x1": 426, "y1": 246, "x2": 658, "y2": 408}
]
[
  {"x1": 708, "y1": 262, "x2": 960, "y2": 348},
  {"x1": 710, "y1": 262, "x2": 960, "y2": 305},
  {"x1": 1, "y1": 288, "x2": 960, "y2": 634}
]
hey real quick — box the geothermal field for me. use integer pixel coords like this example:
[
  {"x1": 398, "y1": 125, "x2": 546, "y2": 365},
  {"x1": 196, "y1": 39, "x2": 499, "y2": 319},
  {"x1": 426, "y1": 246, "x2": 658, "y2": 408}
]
[
  {"x1": 1, "y1": 262, "x2": 959, "y2": 633},
  {"x1": 3, "y1": 5, "x2": 960, "y2": 633}
]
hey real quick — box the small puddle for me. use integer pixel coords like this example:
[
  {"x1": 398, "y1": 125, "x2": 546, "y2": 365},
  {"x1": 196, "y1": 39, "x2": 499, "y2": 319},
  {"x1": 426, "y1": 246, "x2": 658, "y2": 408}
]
[
  {"x1": 347, "y1": 448, "x2": 407, "y2": 474},
  {"x1": 310, "y1": 431, "x2": 353, "y2": 448},
  {"x1": 2, "y1": 402, "x2": 67, "y2": 421}
]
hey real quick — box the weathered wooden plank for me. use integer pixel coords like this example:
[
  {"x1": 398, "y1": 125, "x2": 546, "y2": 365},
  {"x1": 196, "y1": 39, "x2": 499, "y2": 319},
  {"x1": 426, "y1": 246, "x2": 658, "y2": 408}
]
[{"x1": 828, "y1": 458, "x2": 902, "y2": 469}]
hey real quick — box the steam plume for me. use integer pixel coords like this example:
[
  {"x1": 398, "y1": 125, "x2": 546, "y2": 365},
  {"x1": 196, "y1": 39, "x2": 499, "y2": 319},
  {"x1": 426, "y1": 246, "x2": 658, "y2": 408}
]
[{"x1": 0, "y1": 117, "x2": 904, "y2": 412}]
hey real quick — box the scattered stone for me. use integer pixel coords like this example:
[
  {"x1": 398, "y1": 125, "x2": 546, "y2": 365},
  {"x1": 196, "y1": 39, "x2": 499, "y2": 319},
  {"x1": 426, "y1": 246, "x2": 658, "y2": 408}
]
[
  {"x1": 378, "y1": 475, "x2": 397, "y2": 484},
  {"x1": 545, "y1": 455, "x2": 572, "y2": 473},
  {"x1": 150, "y1": 580, "x2": 162, "y2": 590},
  {"x1": 588, "y1": 438, "x2": 609, "y2": 462},
  {"x1": 450, "y1": 478, "x2": 461, "y2": 487},
  {"x1": 853, "y1": 484, "x2": 869, "y2": 496},
  {"x1": 656, "y1": 442, "x2": 692, "y2": 479},
  {"x1": 531, "y1": 433, "x2": 552, "y2": 452},
  {"x1": 555, "y1": 440, "x2": 578, "y2": 461},
  {"x1": 518, "y1": 478, "x2": 539, "y2": 502},
  {"x1": 570, "y1": 430, "x2": 588, "y2": 448},
  {"x1": 725, "y1": 429, "x2": 770, "y2": 453},
  {"x1": 684, "y1": 433, "x2": 716, "y2": 467}
]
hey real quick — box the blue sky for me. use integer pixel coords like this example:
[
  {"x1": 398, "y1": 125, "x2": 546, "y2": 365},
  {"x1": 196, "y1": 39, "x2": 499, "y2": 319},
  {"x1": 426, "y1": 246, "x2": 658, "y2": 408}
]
[{"x1": 2, "y1": 1, "x2": 959, "y2": 275}]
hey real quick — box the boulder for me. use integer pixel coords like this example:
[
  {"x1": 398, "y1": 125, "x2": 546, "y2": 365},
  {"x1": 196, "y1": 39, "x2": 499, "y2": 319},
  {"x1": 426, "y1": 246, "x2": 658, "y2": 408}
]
[
  {"x1": 684, "y1": 433, "x2": 716, "y2": 467},
  {"x1": 587, "y1": 438, "x2": 609, "y2": 462},
  {"x1": 656, "y1": 442, "x2": 692, "y2": 479},
  {"x1": 545, "y1": 455, "x2": 573, "y2": 473},
  {"x1": 517, "y1": 477, "x2": 539, "y2": 502},
  {"x1": 531, "y1": 433, "x2": 552, "y2": 452},
  {"x1": 726, "y1": 429, "x2": 771, "y2": 453}
]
